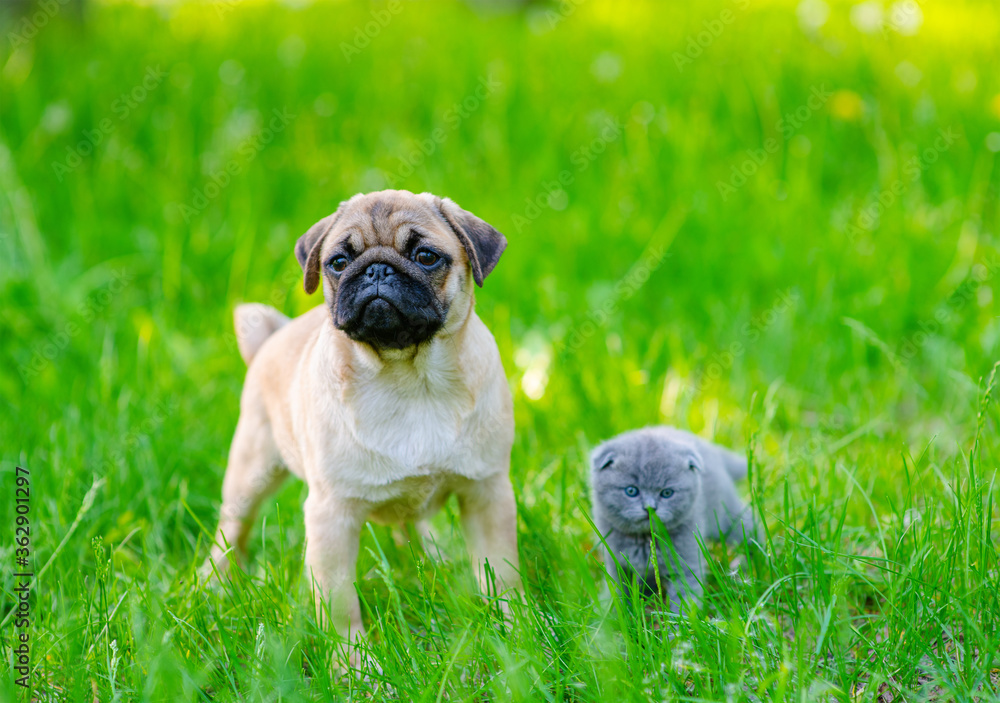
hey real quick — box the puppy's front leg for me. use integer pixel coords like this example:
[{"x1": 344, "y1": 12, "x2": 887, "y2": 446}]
[
  {"x1": 303, "y1": 493, "x2": 367, "y2": 656},
  {"x1": 457, "y1": 472, "x2": 521, "y2": 598}
]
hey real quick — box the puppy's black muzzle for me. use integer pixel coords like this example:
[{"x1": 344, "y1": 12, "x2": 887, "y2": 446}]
[{"x1": 334, "y1": 256, "x2": 446, "y2": 349}]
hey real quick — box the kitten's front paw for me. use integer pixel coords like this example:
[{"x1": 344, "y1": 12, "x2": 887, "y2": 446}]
[{"x1": 727, "y1": 553, "x2": 748, "y2": 575}]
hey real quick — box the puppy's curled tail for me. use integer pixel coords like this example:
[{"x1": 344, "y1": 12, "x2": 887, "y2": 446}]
[{"x1": 234, "y1": 303, "x2": 290, "y2": 365}]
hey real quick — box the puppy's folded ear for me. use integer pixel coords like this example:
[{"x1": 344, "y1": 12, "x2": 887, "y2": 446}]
[
  {"x1": 434, "y1": 196, "x2": 507, "y2": 287},
  {"x1": 295, "y1": 211, "x2": 340, "y2": 294}
]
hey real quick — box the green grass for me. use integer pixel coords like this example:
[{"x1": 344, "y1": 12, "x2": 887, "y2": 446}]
[{"x1": 2, "y1": 0, "x2": 1000, "y2": 699}]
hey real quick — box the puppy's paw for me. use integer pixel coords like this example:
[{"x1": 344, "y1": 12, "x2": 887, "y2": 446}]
[
  {"x1": 482, "y1": 587, "x2": 523, "y2": 635},
  {"x1": 198, "y1": 555, "x2": 224, "y2": 584},
  {"x1": 331, "y1": 644, "x2": 382, "y2": 684},
  {"x1": 198, "y1": 544, "x2": 244, "y2": 585}
]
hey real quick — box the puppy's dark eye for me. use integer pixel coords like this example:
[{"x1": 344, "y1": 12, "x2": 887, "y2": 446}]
[
  {"x1": 328, "y1": 255, "x2": 349, "y2": 273},
  {"x1": 623, "y1": 486, "x2": 639, "y2": 497},
  {"x1": 660, "y1": 488, "x2": 675, "y2": 498},
  {"x1": 414, "y1": 250, "x2": 440, "y2": 267}
]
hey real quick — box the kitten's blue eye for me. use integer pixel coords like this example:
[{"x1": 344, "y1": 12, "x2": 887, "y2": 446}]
[
  {"x1": 660, "y1": 488, "x2": 675, "y2": 498},
  {"x1": 624, "y1": 486, "x2": 639, "y2": 497}
]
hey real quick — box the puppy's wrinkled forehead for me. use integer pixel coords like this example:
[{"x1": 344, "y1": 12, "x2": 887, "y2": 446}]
[
  {"x1": 296, "y1": 189, "x2": 506, "y2": 295},
  {"x1": 330, "y1": 192, "x2": 459, "y2": 253}
]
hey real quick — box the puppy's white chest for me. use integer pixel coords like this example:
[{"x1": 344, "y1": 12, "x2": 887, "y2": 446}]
[
  {"x1": 327, "y1": 370, "x2": 478, "y2": 493},
  {"x1": 354, "y1": 392, "x2": 462, "y2": 470}
]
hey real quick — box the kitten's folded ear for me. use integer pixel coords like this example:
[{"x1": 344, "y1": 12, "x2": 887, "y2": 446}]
[
  {"x1": 686, "y1": 450, "x2": 704, "y2": 471},
  {"x1": 591, "y1": 446, "x2": 615, "y2": 471}
]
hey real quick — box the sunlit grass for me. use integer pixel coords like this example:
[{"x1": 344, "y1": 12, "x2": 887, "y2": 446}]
[{"x1": 1, "y1": 0, "x2": 999, "y2": 700}]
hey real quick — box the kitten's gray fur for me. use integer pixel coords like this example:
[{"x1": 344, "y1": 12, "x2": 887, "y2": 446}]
[{"x1": 591, "y1": 426, "x2": 756, "y2": 611}]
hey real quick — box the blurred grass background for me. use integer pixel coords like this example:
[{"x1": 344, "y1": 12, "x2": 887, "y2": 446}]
[{"x1": 2, "y1": 0, "x2": 1000, "y2": 700}]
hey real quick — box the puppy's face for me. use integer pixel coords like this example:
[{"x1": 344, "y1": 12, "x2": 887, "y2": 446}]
[{"x1": 295, "y1": 191, "x2": 506, "y2": 350}]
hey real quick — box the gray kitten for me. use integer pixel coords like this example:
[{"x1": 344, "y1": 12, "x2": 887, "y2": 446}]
[{"x1": 590, "y1": 426, "x2": 756, "y2": 611}]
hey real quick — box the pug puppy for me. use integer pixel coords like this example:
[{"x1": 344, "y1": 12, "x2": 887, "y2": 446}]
[{"x1": 206, "y1": 190, "x2": 519, "y2": 663}]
